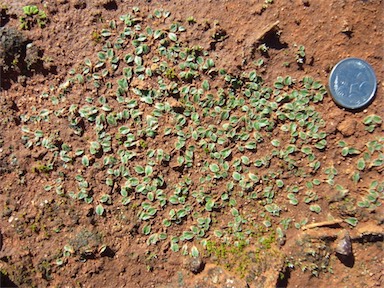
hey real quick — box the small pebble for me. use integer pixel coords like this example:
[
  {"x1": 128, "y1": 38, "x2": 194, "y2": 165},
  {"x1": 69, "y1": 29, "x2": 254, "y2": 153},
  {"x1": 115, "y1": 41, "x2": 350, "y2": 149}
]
[
  {"x1": 335, "y1": 232, "x2": 352, "y2": 256},
  {"x1": 186, "y1": 257, "x2": 204, "y2": 274}
]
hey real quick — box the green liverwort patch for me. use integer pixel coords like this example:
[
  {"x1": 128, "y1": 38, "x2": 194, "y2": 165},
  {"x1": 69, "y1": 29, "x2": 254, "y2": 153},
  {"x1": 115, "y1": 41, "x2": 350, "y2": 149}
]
[{"x1": 18, "y1": 7, "x2": 383, "y2": 277}]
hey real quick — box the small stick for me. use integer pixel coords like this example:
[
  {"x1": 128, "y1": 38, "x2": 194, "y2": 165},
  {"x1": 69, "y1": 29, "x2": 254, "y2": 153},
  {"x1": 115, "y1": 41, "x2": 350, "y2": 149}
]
[{"x1": 301, "y1": 219, "x2": 343, "y2": 231}]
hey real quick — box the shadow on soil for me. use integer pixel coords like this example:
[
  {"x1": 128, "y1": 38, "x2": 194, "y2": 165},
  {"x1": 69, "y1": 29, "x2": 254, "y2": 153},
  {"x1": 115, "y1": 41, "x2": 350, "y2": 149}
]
[
  {"x1": 336, "y1": 253, "x2": 355, "y2": 268},
  {"x1": 275, "y1": 266, "x2": 291, "y2": 288},
  {"x1": 0, "y1": 271, "x2": 18, "y2": 288}
]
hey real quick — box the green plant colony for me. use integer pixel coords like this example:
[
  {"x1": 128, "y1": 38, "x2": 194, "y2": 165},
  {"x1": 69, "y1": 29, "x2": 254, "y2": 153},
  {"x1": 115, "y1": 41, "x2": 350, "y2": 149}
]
[{"x1": 20, "y1": 7, "x2": 383, "y2": 263}]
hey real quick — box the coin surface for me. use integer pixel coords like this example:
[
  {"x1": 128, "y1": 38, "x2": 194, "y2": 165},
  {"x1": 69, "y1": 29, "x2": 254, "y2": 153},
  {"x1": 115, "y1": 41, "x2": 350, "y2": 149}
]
[{"x1": 328, "y1": 58, "x2": 377, "y2": 109}]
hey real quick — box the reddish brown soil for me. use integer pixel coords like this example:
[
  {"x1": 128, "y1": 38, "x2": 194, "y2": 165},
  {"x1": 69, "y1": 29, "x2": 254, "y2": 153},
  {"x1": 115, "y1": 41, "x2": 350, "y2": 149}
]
[{"x1": 0, "y1": 0, "x2": 383, "y2": 288}]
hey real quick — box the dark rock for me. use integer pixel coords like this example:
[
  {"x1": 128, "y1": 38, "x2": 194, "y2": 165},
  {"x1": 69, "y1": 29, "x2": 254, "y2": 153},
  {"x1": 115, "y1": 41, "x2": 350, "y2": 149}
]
[
  {"x1": 186, "y1": 257, "x2": 205, "y2": 274},
  {"x1": 335, "y1": 232, "x2": 352, "y2": 256},
  {"x1": 0, "y1": 27, "x2": 27, "y2": 73}
]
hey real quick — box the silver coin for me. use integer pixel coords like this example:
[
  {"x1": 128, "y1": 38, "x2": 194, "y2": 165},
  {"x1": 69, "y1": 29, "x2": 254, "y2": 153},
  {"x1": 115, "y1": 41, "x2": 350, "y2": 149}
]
[{"x1": 328, "y1": 58, "x2": 377, "y2": 109}]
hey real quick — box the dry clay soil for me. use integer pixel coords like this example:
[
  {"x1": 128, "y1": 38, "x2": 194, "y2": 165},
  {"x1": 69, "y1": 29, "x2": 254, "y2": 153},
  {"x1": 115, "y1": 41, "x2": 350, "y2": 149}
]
[{"x1": 0, "y1": 0, "x2": 383, "y2": 287}]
